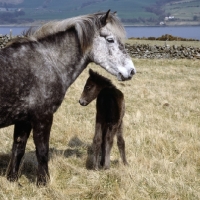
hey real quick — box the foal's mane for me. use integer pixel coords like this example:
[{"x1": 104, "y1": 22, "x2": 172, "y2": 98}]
[
  {"x1": 18, "y1": 11, "x2": 125, "y2": 52},
  {"x1": 89, "y1": 69, "x2": 115, "y2": 88}
]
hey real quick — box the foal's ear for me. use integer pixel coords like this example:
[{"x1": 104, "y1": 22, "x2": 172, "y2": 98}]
[
  {"x1": 89, "y1": 69, "x2": 95, "y2": 76},
  {"x1": 89, "y1": 69, "x2": 99, "y2": 79},
  {"x1": 100, "y1": 9, "x2": 110, "y2": 27}
]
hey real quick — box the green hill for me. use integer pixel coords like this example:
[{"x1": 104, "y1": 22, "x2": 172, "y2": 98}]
[
  {"x1": 0, "y1": 0, "x2": 200, "y2": 25},
  {"x1": 0, "y1": 0, "x2": 158, "y2": 22}
]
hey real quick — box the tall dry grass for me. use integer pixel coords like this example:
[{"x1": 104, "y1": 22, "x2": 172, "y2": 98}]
[{"x1": 0, "y1": 58, "x2": 200, "y2": 199}]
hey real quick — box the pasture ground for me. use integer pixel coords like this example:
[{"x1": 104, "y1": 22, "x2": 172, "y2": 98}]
[{"x1": 0, "y1": 58, "x2": 200, "y2": 199}]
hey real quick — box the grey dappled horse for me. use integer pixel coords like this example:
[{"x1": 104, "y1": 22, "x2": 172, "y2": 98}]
[
  {"x1": 0, "y1": 10, "x2": 135, "y2": 186},
  {"x1": 79, "y1": 69, "x2": 128, "y2": 169}
]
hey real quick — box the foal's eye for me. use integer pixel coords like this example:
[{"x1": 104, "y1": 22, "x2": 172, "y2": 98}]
[
  {"x1": 106, "y1": 38, "x2": 114, "y2": 43},
  {"x1": 85, "y1": 86, "x2": 91, "y2": 90}
]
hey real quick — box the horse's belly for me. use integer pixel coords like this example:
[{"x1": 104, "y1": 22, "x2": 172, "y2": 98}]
[{"x1": 0, "y1": 105, "x2": 28, "y2": 128}]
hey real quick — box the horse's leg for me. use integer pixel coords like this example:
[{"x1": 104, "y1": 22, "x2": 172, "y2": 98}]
[
  {"x1": 117, "y1": 122, "x2": 128, "y2": 165},
  {"x1": 32, "y1": 114, "x2": 53, "y2": 186},
  {"x1": 7, "y1": 121, "x2": 32, "y2": 182},
  {"x1": 100, "y1": 133, "x2": 106, "y2": 167},
  {"x1": 104, "y1": 126, "x2": 115, "y2": 170},
  {"x1": 93, "y1": 122, "x2": 102, "y2": 170}
]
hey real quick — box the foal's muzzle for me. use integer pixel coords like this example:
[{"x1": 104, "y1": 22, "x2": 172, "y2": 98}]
[{"x1": 79, "y1": 99, "x2": 88, "y2": 106}]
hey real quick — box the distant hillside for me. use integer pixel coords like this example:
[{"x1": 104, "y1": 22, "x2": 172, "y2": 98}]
[
  {"x1": 0, "y1": 0, "x2": 23, "y2": 4},
  {"x1": 0, "y1": 0, "x2": 200, "y2": 25}
]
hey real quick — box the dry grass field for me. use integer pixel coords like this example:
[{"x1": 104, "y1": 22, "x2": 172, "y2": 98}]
[{"x1": 0, "y1": 58, "x2": 200, "y2": 199}]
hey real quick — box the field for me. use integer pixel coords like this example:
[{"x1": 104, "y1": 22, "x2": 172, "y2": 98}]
[{"x1": 0, "y1": 57, "x2": 200, "y2": 199}]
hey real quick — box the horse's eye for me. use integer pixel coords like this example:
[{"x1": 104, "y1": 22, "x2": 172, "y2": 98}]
[
  {"x1": 85, "y1": 86, "x2": 91, "y2": 90},
  {"x1": 106, "y1": 38, "x2": 114, "y2": 43}
]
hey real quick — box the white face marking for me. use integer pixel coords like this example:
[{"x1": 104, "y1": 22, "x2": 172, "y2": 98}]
[{"x1": 89, "y1": 27, "x2": 136, "y2": 81}]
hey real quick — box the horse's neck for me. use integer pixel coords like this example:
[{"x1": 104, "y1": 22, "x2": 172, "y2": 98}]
[
  {"x1": 103, "y1": 85, "x2": 115, "y2": 90},
  {"x1": 41, "y1": 30, "x2": 90, "y2": 89}
]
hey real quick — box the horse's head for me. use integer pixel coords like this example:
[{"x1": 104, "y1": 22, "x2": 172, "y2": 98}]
[
  {"x1": 79, "y1": 73, "x2": 100, "y2": 106},
  {"x1": 89, "y1": 10, "x2": 136, "y2": 81}
]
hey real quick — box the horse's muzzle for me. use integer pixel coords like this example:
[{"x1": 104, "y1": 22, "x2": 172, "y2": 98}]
[
  {"x1": 79, "y1": 99, "x2": 88, "y2": 106},
  {"x1": 117, "y1": 68, "x2": 136, "y2": 81},
  {"x1": 130, "y1": 69, "x2": 136, "y2": 76}
]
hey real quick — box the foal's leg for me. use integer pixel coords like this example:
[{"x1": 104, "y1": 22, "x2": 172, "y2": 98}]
[
  {"x1": 104, "y1": 126, "x2": 115, "y2": 170},
  {"x1": 93, "y1": 122, "x2": 102, "y2": 170},
  {"x1": 117, "y1": 122, "x2": 128, "y2": 165},
  {"x1": 7, "y1": 121, "x2": 32, "y2": 182},
  {"x1": 32, "y1": 114, "x2": 53, "y2": 186},
  {"x1": 100, "y1": 132, "x2": 106, "y2": 167}
]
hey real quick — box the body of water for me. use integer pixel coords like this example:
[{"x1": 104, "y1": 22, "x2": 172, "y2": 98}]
[
  {"x1": 125, "y1": 26, "x2": 200, "y2": 40},
  {"x1": 0, "y1": 26, "x2": 30, "y2": 36},
  {"x1": 0, "y1": 25, "x2": 200, "y2": 40}
]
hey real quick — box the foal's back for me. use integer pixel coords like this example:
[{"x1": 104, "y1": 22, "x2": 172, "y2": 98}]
[{"x1": 96, "y1": 87, "x2": 125, "y2": 126}]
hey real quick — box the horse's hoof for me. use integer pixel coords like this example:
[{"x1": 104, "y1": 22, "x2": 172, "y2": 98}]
[
  {"x1": 93, "y1": 166, "x2": 99, "y2": 171},
  {"x1": 103, "y1": 166, "x2": 110, "y2": 170},
  {"x1": 7, "y1": 173, "x2": 18, "y2": 182},
  {"x1": 36, "y1": 175, "x2": 49, "y2": 187},
  {"x1": 37, "y1": 181, "x2": 47, "y2": 187},
  {"x1": 36, "y1": 179, "x2": 48, "y2": 187}
]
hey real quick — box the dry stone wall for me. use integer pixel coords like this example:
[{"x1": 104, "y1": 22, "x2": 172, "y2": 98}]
[
  {"x1": 0, "y1": 35, "x2": 11, "y2": 49},
  {"x1": 125, "y1": 43, "x2": 200, "y2": 59}
]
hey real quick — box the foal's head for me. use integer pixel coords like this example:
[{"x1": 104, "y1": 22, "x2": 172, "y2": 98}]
[{"x1": 79, "y1": 69, "x2": 114, "y2": 106}]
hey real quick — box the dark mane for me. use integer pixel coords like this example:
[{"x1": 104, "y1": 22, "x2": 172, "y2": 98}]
[{"x1": 89, "y1": 69, "x2": 115, "y2": 88}]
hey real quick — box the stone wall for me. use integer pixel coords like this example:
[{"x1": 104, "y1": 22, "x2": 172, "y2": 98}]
[
  {"x1": 0, "y1": 35, "x2": 11, "y2": 49},
  {"x1": 125, "y1": 43, "x2": 200, "y2": 59}
]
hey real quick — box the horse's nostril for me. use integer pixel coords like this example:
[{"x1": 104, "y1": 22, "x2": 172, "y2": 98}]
[
  {"x1": 130, "y1": 69, "x2": 135, "y2": 76},
  {"x1": 79, "y1": 99, "x2": 88, "y2": 106},
  {"x1": 117, "y1": 73, "x2": 125, "y2": 81}
]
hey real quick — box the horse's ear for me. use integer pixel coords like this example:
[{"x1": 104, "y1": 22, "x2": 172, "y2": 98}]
[
  {"x1": 89, "y1": 69, "x2": 94, "y2": 76},
  {"x1": 89, "y1": 69, "x2": 98, "y2": 79},
  {"x1": 100, "y1": 9, "x2": 110, "y2": 26}
]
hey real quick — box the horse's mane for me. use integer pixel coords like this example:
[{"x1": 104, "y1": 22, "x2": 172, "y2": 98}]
[
  {"x1": 5, "y1": 36, "x2": 35, "y2": 47},
  {"x1": 10, "y1": 11, "x2": 125, "y2": 51},
  {"x1": 89, "y1": 69, "x2": 115, "y2": 88}
]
